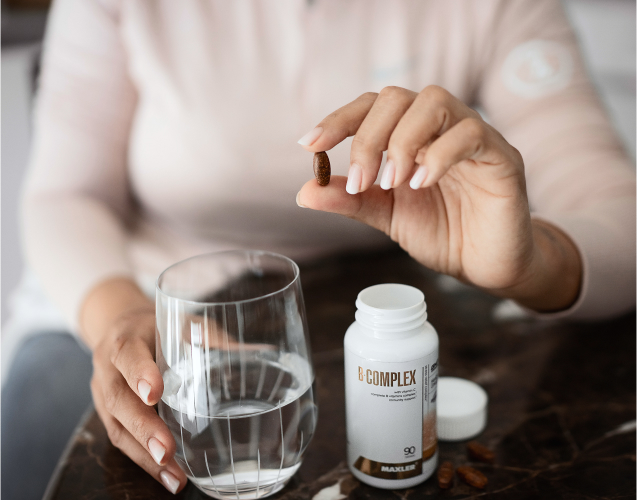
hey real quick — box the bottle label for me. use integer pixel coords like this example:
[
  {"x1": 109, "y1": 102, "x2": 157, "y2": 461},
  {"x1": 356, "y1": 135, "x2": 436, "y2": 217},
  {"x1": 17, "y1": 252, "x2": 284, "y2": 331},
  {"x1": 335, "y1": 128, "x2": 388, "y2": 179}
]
[{"x1": 345, "y1": 349, "x2": 438, "y2": 480}]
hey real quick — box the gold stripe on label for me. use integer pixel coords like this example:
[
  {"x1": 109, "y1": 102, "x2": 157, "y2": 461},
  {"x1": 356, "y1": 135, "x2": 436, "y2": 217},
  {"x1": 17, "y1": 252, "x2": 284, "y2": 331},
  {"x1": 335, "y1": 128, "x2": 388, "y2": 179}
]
[
  {"x1": 423, "y1": 413, "x2": 437, "y2": 460},
  {"x1": 422, "y1": 443, "x2": 437, "y2": 461},
  {"x1": 353, "y1": 456, "x2": 423, "y2": 480}
]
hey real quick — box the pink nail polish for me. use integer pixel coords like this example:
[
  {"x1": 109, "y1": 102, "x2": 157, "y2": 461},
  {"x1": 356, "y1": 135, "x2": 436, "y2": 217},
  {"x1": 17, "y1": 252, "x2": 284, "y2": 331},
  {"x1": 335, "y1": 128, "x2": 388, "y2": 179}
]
[
  {"x1": 138, "y1": 380, "x2": 151, "y2": 405},
  {"x1": 409, "y1": 165, "x2": 429, "y2": 190},
  {"x1": 346, "y1": 163, "x2": 362, "y2": 195},
  {"x1": 160, "y1": 470, "x2": 180, "y2": 494},
  {"x1": 148, "y1": 437, "x2": 166, "y2": 465},
  {"x1": 297, "y1": 127, "x2": 323, "y2": 146},
  {"x1": 380, "y1": 160, "x2": 396, "y2": 190}
]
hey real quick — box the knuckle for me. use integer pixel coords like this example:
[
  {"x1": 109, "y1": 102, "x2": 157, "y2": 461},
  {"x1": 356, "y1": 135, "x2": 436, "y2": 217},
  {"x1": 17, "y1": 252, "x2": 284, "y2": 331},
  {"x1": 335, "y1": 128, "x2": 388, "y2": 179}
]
[
  {"x1": 510, "y1": 146, "x2": 524, "y2": 166},
  {"x1": 468, "y1": 107, "x2": 482, "y2": 120},
  {"x1": 103, "y1": 385, "x2": 124, "y2": 414},
  {"x1": 109, "y1": 333, "x2": 129, "y2": 366},
  {"x1": 462, "y1": 118, "x2": 486, "y2": 141},
  {"x1": 378, "y1": 85, "x2": 407, "y2": 102},
  {"x1": 387, "y1": 134, "x2": 416, "y2": 156},
  {"x1": 421, "y1": 85, "x2": 450, "y2": 106},
  {"x1": 359, "y1": 91, "x2": 379, "y2": 104},
  {"x1": 107, "y1": 425, "x2": 123, "y2": 448},
  {"x1": 129, "y1": 415, "x2": 149, "y2": 442},
  {"x1": 351, "y1": 133, "x2": 374, "y2": 151}
]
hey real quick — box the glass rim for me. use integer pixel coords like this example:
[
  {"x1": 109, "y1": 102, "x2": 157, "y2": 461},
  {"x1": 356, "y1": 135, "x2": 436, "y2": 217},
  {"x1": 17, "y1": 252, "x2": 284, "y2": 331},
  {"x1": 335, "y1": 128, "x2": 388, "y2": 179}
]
[{"x1": 155, "y1": 249, "x2": 301, "y2": 306}]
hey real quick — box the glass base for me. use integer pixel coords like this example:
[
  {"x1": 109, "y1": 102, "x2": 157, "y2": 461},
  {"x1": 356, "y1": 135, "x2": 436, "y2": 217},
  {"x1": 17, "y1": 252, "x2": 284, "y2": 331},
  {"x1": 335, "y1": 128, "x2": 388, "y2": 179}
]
[{"x1": 190, "y1": 461, "x2": 300, "y2": 499}]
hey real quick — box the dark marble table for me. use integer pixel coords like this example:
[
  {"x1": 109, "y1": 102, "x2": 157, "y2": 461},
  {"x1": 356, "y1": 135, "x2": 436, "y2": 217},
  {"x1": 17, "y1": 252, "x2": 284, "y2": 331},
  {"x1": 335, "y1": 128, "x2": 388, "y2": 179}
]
[{"x1": 44, "y1": 249, "x2": 636, "y2": 500}]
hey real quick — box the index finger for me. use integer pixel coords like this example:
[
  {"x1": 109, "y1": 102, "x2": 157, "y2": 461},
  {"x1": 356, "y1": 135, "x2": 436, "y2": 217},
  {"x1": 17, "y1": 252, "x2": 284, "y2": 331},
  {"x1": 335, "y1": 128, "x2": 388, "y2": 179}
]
[
  {"x1": 111, "y1": 333, "x2": 164, "y2": 406},
  {"x1": 297, "y1": 92, "x2": 378, "y2": 152}
]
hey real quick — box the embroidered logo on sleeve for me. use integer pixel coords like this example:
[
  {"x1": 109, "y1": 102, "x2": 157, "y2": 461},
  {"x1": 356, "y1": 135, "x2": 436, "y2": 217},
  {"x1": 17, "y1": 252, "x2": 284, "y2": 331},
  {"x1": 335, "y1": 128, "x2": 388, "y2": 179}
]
[{"x1": 501, "y1": 40, "x2": 574, "y2": 98}]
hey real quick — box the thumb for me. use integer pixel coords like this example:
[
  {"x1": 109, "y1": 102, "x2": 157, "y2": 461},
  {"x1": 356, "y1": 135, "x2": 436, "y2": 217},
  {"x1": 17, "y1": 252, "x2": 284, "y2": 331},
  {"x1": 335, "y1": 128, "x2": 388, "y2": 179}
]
[{"x1": 297, "y1": 176, "x2": 393, "y2": 235}]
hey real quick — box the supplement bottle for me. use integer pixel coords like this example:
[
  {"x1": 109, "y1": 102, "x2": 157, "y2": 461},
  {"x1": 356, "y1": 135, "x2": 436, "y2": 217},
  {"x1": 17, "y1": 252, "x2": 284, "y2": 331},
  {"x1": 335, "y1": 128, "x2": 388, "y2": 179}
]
[{"x1": 345, "y1": 283, "x2": 438, "y2": 489}]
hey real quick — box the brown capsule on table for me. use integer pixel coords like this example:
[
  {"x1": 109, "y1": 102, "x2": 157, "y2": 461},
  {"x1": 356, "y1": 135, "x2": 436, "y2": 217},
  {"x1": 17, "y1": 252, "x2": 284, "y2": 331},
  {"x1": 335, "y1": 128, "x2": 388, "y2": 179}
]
[
  {"x1": 456, "y1": 466, "x2": 488, "y2": 489},
  {"x1": 437, "y1": 461, "x2": 455, "y2": 489},
  {"x1": 467, "y1": 440, "x2": 495, "y2": 463},
  {"x1": 313, "y1": 151, "x2": 331, "y2": 186}
]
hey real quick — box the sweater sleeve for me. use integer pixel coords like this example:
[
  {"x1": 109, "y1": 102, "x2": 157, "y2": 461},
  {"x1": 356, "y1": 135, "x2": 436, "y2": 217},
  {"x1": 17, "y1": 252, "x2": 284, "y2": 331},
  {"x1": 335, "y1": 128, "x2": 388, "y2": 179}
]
[
  {"x1": 477, "y1": 0, "x2": 636, "y2": 320},
  {"x1": 21, "y1": 0, "x2": 137, "y2": 331}
]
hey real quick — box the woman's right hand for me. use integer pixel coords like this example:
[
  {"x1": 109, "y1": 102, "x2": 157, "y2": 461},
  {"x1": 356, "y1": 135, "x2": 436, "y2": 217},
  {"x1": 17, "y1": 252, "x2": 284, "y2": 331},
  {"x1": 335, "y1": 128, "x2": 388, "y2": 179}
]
[
  {"x1": 90, "y1": 305, "x2": 187, "y2": 494},
  {"x1": 297, "y1": 86, "x2": 581, "y2": 312}
]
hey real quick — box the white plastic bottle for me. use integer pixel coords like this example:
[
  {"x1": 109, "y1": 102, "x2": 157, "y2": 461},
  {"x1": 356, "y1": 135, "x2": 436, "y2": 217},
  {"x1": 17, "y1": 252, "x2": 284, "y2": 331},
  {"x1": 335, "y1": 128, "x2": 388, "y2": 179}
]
[{"x1": 344, "y1": 283, "x2": 439, "y2": 489}]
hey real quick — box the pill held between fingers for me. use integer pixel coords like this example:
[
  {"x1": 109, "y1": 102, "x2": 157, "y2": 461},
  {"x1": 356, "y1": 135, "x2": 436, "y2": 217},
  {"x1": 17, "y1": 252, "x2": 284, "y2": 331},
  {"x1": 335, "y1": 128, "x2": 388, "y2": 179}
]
[
  {"x1": 456, "y1": 466, "x2": 488, "y2": 489},
  {"x1": 437, "y1": 461, "x2": 455, "y2": 489},
  {"x1": 467, "y1": 440, "x2": 495, "y2": 463},
  {"x1": 313, "y1": 151, "x2": 331, "y2": 186}
]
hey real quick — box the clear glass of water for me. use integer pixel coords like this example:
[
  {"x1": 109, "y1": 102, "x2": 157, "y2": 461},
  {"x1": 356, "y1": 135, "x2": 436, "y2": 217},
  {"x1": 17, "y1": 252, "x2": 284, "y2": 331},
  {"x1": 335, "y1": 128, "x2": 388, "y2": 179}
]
[{"x1": 156, "y1": 250, "x2": 317, "y2": 499}]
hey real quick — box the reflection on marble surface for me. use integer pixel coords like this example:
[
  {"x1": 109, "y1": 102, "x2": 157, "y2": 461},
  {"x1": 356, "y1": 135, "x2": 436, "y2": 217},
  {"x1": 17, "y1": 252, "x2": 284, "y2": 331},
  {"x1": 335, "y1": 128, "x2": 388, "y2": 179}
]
[{"x1": 44, "y1": 249, "x2": 635, "y2": 500}]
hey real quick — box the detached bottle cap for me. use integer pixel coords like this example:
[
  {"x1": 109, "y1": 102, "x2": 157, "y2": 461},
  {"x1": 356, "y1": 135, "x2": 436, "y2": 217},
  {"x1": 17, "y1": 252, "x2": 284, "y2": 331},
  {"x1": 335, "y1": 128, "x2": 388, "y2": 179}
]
[{"x1": 437, "y1": 377, "x2": 488, "y2": 441}]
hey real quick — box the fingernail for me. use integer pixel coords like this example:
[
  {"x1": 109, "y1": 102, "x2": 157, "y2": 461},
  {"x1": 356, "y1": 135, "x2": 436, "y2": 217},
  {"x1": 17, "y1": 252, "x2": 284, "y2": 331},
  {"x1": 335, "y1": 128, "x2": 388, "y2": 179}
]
[
  {"x1": 296, "y1": 191, "x2": 306, "y2": 208},
  {"x1": 410, "y1": 165, "x2": 429, "y2": 189},
  {"x1": 346, "y1": 163, "x2": 362, "y2": 195},
  {"x1": 297, "y1": 126, "x2": 323, "y2": 146},
  {"x1": 138, "y1": 380, "x2": 151, "y2": 405},
  {"x1": 149, "y1": 437, "x2": 166, "y2": 465},
  {"x1": 380, "y1": 160, "x2": 396, "y2": 190},
  {"x1": 160, "y1": 470, "x2": 180, "y2": 494}
]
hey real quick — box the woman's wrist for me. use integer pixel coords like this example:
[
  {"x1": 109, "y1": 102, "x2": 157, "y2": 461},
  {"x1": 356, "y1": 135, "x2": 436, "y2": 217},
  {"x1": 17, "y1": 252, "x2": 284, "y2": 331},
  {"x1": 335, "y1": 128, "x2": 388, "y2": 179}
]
[
  {"x1": 79, "y1": 277, "x2": 154, "y2": 350},
  {"x1": 494, "y1": 219, "x2": 582, "y2": 313}
]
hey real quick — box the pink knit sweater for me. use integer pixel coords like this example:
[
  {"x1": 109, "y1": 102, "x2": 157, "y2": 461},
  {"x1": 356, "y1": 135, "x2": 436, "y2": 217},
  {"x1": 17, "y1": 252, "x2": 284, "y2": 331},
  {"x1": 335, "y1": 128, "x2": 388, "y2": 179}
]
[{"x1": 22, "y1": 0, "x2": 636, "y2": 328}]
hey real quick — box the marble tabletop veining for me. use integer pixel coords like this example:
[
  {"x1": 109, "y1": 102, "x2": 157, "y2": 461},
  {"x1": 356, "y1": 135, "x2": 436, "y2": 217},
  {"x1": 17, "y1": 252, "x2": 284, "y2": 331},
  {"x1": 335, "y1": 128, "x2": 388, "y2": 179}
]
[{"x1": 44, "y1": 249, "x2": 636, "y2": 500}]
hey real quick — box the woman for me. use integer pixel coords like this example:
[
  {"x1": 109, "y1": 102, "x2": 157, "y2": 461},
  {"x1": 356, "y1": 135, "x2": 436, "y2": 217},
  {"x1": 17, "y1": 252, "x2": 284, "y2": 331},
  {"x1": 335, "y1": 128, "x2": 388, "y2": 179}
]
[{"x1": 6, "y1": 0, "x2": 635, "y2": 496}]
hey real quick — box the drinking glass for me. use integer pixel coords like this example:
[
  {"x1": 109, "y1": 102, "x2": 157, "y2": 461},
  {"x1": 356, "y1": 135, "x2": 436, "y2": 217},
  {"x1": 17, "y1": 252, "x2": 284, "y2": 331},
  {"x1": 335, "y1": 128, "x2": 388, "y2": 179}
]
[{"x1": 156, "y1": 250, "x2": 317, "y2": 499}]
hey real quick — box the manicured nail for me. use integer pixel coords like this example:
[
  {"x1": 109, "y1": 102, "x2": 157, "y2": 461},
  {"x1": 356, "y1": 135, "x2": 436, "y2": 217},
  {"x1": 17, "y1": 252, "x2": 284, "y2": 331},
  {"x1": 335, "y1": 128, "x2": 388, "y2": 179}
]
[
  {"x1": 297, "y1": 126, "x2": 323, "y2": 146},
  {"x1": 346, "y1": 163, "x2": 362, "y2": 195},
  {"x1": 295, "y1": 191, "x2": 306, "y2": 208},
  {"x1": 148, "y1": 437, "x2": 166, "y2": 465},
  {"x1": 410, "y1": 165, "x2": 429, "y2": 189},
  {"x1": 160, "y1": 470, "x2": 180, "y2": 494},
  {"x1": 380, "y1": 160, "x2": 396, "y2": 190},
  {"x1": 138, "y1": 380, "x2": 151, "y2": 404}
]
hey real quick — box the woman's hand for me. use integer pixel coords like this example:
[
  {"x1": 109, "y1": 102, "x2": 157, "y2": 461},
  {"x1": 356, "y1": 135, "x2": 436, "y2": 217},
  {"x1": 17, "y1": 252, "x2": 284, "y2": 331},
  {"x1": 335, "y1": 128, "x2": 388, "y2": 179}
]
[
  {"x1": 83, "y1": 279, "x2": 187, "y2": 494},
  {"x1": 297, "y1": 86, "x2": 581, "y2": 311}
]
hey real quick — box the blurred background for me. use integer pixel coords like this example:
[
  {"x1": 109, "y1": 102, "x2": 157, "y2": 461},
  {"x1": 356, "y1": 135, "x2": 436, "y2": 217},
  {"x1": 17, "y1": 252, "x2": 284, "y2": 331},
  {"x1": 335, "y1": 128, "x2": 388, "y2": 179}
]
[{"x1": 2, "y1": 0, "x2": 636, "y2": 371}]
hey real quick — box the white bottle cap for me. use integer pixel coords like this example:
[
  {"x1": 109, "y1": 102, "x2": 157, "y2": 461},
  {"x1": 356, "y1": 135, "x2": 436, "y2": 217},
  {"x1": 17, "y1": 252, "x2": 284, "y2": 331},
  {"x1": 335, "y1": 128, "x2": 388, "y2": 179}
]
[{"x1": 437, "y1": 377, "x2": 488, "y2": 441}]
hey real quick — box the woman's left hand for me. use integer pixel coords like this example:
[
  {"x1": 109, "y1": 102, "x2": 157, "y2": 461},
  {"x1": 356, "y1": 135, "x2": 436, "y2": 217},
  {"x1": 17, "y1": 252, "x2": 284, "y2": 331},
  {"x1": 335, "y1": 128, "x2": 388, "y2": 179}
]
[{"x1": 297, "y1": 86, "x2": 581, "y2": 311}]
